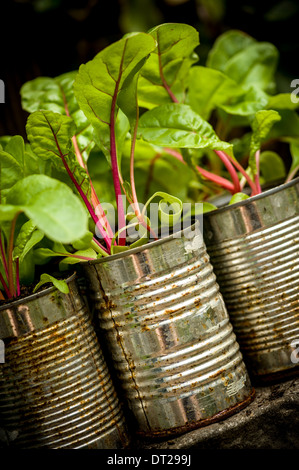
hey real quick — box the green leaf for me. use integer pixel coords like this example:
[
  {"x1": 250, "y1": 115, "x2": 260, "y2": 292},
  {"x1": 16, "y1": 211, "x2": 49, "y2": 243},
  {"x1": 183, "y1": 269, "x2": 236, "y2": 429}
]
[
  {"x1": 6, "y1": 174, "x2": 88, "y2": 244},
  {"x1": 187, "y1": 66, "x2": 268, "y2": 120},
  {"x1": 73, "y1": 32, "x2": 157, "y2": 160},
  {"x1": 13, "y1": 220, "x2": 44, "y2": 262},
  {"x1": 229, "y1": 192, "x2": 250, "y2": 205},
  {"x1": 71, "y1": 231, "x2": 94, "y2": 250},
  {"x1": 249, "y1": 110, "x2": 281, "y2": 173},
  {"x1": 207, "y1": 29, "x2": 256, "y2": 72},
  {"x1": 266, "y1": 93, "x2": 299, "y2": 111},
  {"x1": 21, "y1": 72, "x2": 95, "y2": 161},
  {"x1": 26, "y1": 110, "x2": 90, "y2": 196},
  {"x1": 0, "y1": 151, "x2": 23, "y2": 201},
  {"x1": 259, "y1": 151, "x2": 286, "y2": 183},
  {"x1": 26, "y1": 110, "x2": 75, "y2": 162},
  {"x1": 59, "y1": 248, "x2": 97, "y2": 265},
  {"x1": 207, "y1": 30, "x2": 279, "y2": 94},
  {"x1": 138, "y1": 22, "x2": 199, "y2": 108},
  {"x1": 142, "y1": 191, "x2": 183, "y2": 228},
  {"x1": 33, "y1": 273, "x2": 69, "y2": 294},
  {"x1": 137, "y1": 103, "x2": 231, "y2": 151}
]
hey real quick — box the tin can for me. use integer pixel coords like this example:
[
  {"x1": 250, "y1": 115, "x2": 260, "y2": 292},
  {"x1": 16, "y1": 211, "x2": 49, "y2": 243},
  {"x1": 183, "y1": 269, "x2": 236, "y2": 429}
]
[
  {"x1": 82, "y1": 223, "x2": 254, "y2": 437},
  {"x1": 0, "y1": 274, "x2": 129, "y2": 449},
  {"x1": 203, "y1": 178, "x2": 299, "y2": 380}
]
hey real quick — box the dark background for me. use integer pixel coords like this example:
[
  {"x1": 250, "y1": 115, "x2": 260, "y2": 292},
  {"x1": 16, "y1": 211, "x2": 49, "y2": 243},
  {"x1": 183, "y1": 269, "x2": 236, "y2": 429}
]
[{"x1": 1, "y1": 0, "x2": 299, "y2": 138}]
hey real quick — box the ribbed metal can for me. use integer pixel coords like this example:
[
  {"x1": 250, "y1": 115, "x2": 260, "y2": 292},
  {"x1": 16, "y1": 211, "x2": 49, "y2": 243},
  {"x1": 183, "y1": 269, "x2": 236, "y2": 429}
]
[
  {"x1": 203, "y1": 178, "x2": 299, "y2": 380},
  {"x1": 0, "y1": 274, "x2": 129, "y2": 449},
  {"x1": 82, "y1": 223, "x2": 254, "y2": 438}
]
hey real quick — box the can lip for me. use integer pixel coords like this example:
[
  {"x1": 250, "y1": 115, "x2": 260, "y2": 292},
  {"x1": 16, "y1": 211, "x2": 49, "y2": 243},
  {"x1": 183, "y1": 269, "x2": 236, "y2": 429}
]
[
  {"x1": 0, "y1": 272, "x2": 77, "y2": 312},
  {"x1": 203, "y1": 176, "x2": 299, "y2": 217},
  {"x1": 85, "y1": 221, "x2": 200, "y2": 266}
]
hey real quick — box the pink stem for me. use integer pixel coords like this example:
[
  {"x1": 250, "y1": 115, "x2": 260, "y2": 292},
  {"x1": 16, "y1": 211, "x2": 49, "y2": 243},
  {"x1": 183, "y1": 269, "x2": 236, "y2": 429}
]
[
  {"x1": 62, "y1": 87, "x2": 115, "y2": 241},
  {"x1": 164, "y1": 148, "x2": 235, "y2": 193},
  {"x1": 0, "y1": 270, "x2": 11, "y2": 298},
  {"x1": 218, "y1": 151, "x2": 259, "y2": 196},
  {"x1": 44, "y1": 115, "x2": 111, "y2": 252},
  {"x1": 158, "y1": 35, "x2": 179, "y2": 104},
  {"x1": 16, "y1": 258, "x2": 20, "y2": 296},
  {"x1": 0, "y1": 231, "x2": 9, "y2": 282},
  {"x1": 213, "y1": 151, "x2": 241, "y2": 193},
  {"x1": 61, "y1": 154, "x2": 110, "y2": 253}
]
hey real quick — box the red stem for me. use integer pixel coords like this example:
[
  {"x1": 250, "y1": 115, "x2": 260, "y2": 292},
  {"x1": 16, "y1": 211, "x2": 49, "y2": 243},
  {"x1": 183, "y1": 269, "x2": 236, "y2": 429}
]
[
  {"x1": 0, "y1": 230, "x2": 9, "y2": 282},
  {"x1": 16, "y1": 258, "x2": 20, "y2": 297},
  {"x1": 0, "y1": 270, "x2": 11, "y2": 298},
  {"x1": 157, "y1": 33, "x2": 179, "y2": 104},
  {"x1": 218, "y1": 151, "x2": 259, "y2": 196},
  {"x1": 213, "y1": 151, "x2": 241, "y2": 193},
  {"x1": 61, "y1": 86, "x2": 115, "y2": 241},
  {"x1": 109, "y1": 50, "x2": 127, "y2": 246},
  {"x1": 44, "y1": 115, "x2": 110, "y2": 252},
  {"x1": 61, "y1": 154, "x2": 110, "y2": 253},
  {"x1": 164, "y1": 148, "x2": 235, "y2": 193}
]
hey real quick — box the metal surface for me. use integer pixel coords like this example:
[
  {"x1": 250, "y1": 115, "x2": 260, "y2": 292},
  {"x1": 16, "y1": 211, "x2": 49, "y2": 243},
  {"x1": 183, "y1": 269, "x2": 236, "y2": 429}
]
[
  {"x1": 203, "y1": 177, "x2": 299, "y2": 379},
  {"x1": 82, "y1": 223, "x2": 254, "y2": 437},
  {"x1": 134, "y1": 376, "x2": 299, "y2": 449},
  {"x1": 0, "y1": 274, "x2": 129, "y2": 449}
]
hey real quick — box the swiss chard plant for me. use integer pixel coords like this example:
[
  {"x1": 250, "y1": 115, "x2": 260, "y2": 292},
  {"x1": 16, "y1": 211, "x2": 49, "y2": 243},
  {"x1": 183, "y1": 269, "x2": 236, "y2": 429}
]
[
  {"x1": 20, "y1": 26, "x2": 232, "y2": 258},
  {"x1": 0, "y1": 135, "x2": 89, "y2": 300},
  {"x1": 18, "y1": 22, "x2": 299, "y2": 267}
]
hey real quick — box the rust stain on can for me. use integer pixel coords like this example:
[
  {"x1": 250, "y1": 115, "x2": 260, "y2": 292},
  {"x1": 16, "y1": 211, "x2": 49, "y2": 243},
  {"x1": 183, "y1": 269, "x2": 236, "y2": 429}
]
[
  {"x1": 0, "y1": 275, "x2": 130, "y2": 449},
  {"x1": 83, "y1": 223, "x2": 254, "y2": 437},
  {"x1": 203, "y1": 178, "x2": 299, "y2": 379}
]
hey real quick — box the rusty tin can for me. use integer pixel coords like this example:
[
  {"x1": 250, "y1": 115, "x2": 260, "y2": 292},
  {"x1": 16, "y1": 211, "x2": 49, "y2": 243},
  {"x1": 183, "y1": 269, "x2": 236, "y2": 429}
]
[
  {"x1": 0, "y1": 274, "x2": 129, "y2": 449},
  {"x1": 82, "y1": 223, "x2": 254, "y2": 438},
  {"x1": 203, "y1": 178, "x2": 299, "y2": 380}
]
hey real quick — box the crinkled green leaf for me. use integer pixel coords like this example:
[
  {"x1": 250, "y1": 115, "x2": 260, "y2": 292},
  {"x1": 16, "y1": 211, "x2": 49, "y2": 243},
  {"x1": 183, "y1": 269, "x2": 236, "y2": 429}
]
[
  {"x1": 26, "y1": 110, "x2": 90, "y2": 196},
  {"x1": 137, "y1": 103, "x2": 231, "y2": 151},
  {"x1": 73, "y1": 32, "x2": 157, "y2": 161},
  {"x1": 249, "y1": 110, "x2": 281, "y2": 173},
  {"x1": 21, "y1": 72, "x2": 95, "y2": 161},
  {"x1": 138, "y1": 22, "x2": 199, "y2": 108}
]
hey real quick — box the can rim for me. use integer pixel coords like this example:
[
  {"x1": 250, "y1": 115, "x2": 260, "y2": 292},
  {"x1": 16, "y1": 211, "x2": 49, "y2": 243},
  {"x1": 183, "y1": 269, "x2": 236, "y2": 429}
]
[
  {"x1": 203, "y1": 176, "x2": 299, "y2": 217},
  {"x1": 86, "y1": 221, "x2": 199, "y2": 266},
  {"x1": 0, "y1": 272, "x2": 77, "y2": 312}
]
